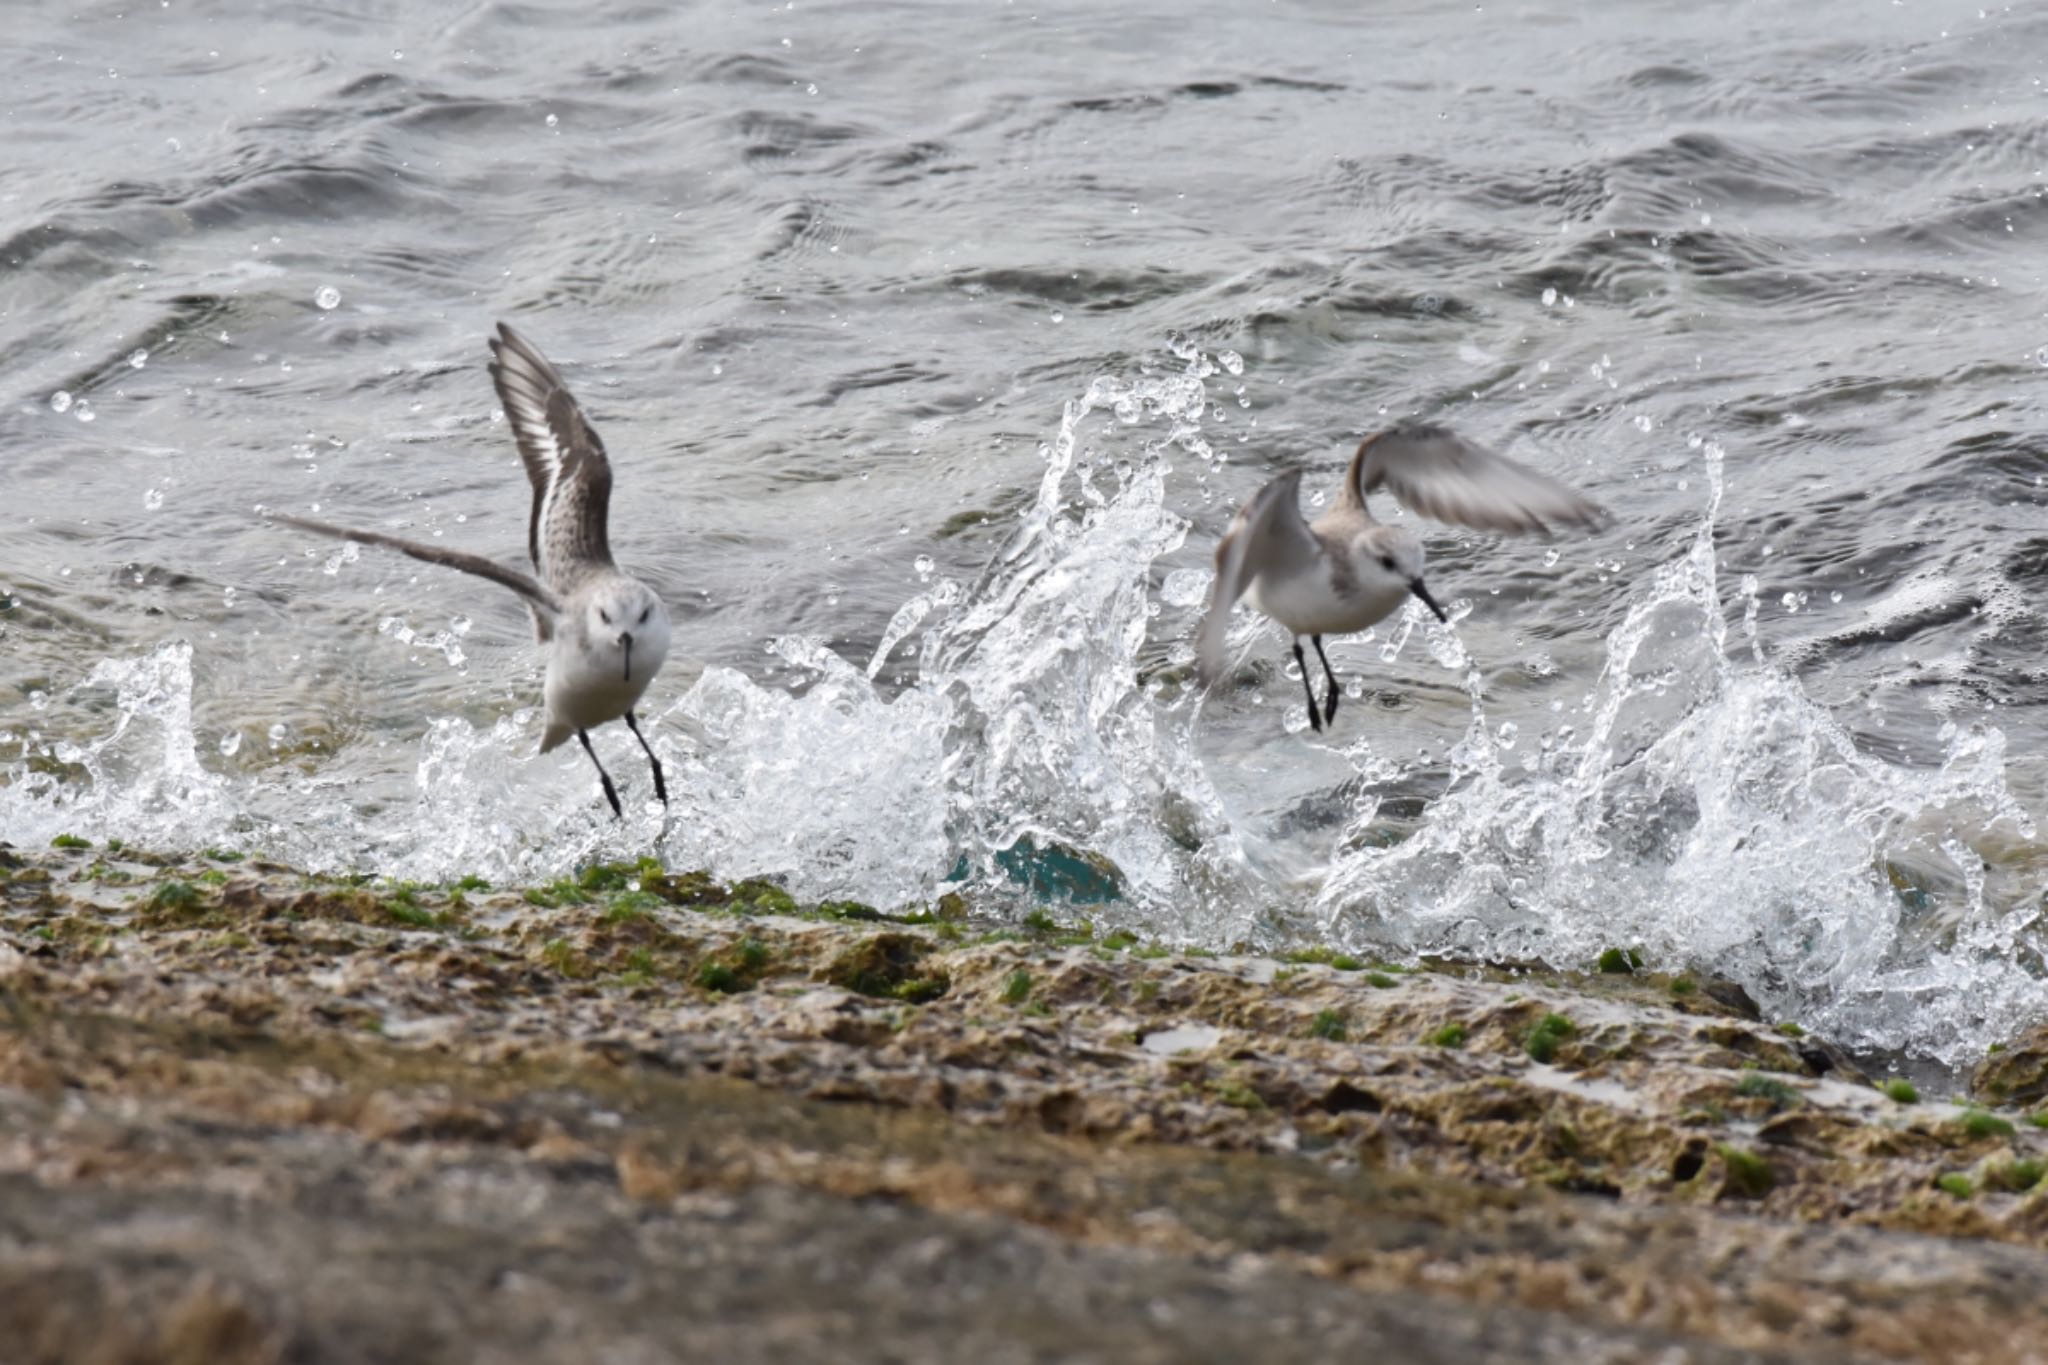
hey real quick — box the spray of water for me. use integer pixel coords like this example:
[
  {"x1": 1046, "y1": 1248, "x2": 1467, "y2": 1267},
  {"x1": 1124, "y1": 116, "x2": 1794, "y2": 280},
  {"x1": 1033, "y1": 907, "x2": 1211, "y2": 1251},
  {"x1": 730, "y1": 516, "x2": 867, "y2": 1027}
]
[
  {"x1": 1313, "y1": 440, "x2": 2042, "y2": 1067},
  {"x1": 1, "y1": 338, "x2": 1244, "y2": 908},
  {"x1": 4, "y1": 349, "x2": 2041, "y2": 1066}
]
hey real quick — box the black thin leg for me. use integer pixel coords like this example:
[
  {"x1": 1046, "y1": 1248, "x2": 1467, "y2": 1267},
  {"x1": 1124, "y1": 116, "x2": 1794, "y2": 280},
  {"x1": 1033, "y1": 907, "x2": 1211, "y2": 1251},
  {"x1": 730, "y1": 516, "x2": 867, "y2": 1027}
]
[
  {"x1": 577, "y1": 728, "x2": 623, "y2": 820},
  {"x1": 1311, "y1": 635, "x2": 1341, "y2": 727},
  {"x1": 1291, "y1": 640, "x2": 1323, "y2": 733},
  {"x1": 623, "y1": 710, "x2": 668, "y2": 806}
]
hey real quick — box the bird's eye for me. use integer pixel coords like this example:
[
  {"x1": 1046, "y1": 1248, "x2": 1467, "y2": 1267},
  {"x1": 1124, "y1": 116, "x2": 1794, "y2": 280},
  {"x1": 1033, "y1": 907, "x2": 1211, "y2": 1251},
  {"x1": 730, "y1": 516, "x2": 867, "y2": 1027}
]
[
  {"x1": 638, "y1": 606, "x2": 651, "y2": 625},
  {"x1": 598, "y1": 609, "x2": 611, "y2": 625},
  {"x1": 1379, "y1": 555, "x2": 1395, "y2": 571}
]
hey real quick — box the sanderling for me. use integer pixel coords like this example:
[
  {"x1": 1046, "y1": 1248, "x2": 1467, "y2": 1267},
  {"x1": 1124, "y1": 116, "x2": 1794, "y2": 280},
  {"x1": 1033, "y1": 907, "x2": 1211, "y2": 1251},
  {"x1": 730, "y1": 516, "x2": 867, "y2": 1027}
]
[
  {"x1": 1195, "y1": 424, "x2": 1606, "y2": 732},
  {"x1": 274, "y1": 323, "x2": 673, "y2": 818}
]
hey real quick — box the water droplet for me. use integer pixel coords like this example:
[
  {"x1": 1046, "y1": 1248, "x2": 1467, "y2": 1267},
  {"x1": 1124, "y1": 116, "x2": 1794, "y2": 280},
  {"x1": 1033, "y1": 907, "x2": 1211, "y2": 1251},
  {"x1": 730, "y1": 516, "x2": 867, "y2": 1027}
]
[
  {"x1": 267, "y1": 721, "x2": 290, "y2": 748},
  {"x1": 143, "y1": 487, "x2": 164, "y2": 510},
  {"x1": 315, "y1": 285, "x2": 341, "y2": 310},
  {"x1": 2035, "y1": 346, "x2": 2048, "y2": 367},
  {"x1": 391, "y1": 49, "x2": 403, "y2": 60},
  {"x1": 805, "y1": 82, "x2": 818, "y2": 96},
  {"x1": 1632, "y1": 414, "x2": 1654, "y2": 433},
  {"x1": 74, "y1": 400, "x2": 95, "y2": 422},
  {"x1": 1541, "y1": 287, "x2": 1557, "y2": 306},
  {"x1": 1160, "y1": 568, "x2": 1209, "y2": 609},
  {"x1": 913, "y1": 554, "x2": 935, "y2": 577},
  {"x1": 1496, "y1": 721, "x2": 1519, "y2": 749},
  {"x1": 451, "y1": 614, "x2": 472, "y2": 635},
  {"x1": 128, "y1": 348, "x2": 148, "y2": 369},
  {"x1": 28, "y1": 689, "x2": 48, "y2": 711},
  {"x1": 48, "y1": 391, "x2": 71, "y2": 413},
  {"x1": 1542, "y1": 548, "x2": 1561, "y2": 568},
  {"x1": 1218, "y1": 350, "x2": 1244, "y2": 376},
  {"x1": 1049, "y1": 310, "x2": 1064, "y2": 323},
  {"x1": 1830, "y1": 591, "x2": 1843, "y2": 604},
  {"x1": 545, "y1": 112, "x2": 559, "y2": 128},
  {"x1": 219, "y1": 731, "x2": 242, "y2": 757}
]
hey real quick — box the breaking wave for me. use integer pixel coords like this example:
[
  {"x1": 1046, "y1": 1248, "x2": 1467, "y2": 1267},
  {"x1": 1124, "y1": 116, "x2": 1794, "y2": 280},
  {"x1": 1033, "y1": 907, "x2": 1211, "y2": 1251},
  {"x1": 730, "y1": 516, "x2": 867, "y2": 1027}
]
[{"x1": 4, "y1": 343, "x2": 2041, "y2": 1068}]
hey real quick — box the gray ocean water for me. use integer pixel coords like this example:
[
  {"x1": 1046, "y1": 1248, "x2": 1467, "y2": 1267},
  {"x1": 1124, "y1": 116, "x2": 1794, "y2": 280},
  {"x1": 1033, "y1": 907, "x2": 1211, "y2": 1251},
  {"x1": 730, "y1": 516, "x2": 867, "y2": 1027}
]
[{"x1": 5, "y1": 0, "x2": 2048, "y2": 1069}]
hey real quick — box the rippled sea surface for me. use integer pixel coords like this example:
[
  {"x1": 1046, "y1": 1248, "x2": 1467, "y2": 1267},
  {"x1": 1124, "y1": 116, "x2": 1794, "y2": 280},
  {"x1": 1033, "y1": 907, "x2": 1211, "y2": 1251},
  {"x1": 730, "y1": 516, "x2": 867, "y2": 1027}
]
[{"x1": 7, "y1": 0, "x2": 2048, "y2": 1068}]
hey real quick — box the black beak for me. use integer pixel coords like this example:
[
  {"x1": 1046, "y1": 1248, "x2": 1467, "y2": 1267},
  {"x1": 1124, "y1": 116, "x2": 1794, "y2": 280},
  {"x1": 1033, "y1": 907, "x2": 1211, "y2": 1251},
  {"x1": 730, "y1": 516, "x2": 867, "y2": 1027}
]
[
  {"x1": 1409, "y1": 579, "x2": 1448, "y2": 624},
  {"x1": 621, "y1": 632, "x2": 633, "y2": 682}
]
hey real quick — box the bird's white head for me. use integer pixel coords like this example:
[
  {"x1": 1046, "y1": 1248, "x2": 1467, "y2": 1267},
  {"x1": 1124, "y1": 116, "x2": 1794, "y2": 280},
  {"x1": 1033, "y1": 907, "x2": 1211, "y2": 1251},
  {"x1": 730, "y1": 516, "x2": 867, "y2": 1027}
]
[
  {"x1": 1359, "y1": 526, "x2": 1447, "y2": 623},
  {"x1": 584, "y1": 579, "x2": 672, "y2": 686}
]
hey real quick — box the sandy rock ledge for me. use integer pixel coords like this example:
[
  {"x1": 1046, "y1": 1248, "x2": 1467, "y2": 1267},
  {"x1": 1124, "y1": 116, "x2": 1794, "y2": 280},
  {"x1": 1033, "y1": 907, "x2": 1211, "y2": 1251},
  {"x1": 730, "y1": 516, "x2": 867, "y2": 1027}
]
[{"x1": 3, "y1": 841, "x2": 2047, "y2": 1363}]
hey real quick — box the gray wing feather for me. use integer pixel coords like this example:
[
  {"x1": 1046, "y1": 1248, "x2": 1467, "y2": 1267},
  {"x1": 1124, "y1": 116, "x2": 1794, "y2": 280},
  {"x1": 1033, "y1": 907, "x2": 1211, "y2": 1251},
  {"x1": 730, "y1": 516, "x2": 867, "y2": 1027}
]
[
  {"x1": 487, "y1": 322, "x2": 614, "y2": 589},
  {"x1": 1195, "y1": 469, "x2": 1319, "y2": 686},
  {"x1": 1345, "y1": 425, "x2": 1608, "y2": 534},
  {"x1": 270, "y1": 512, "x2": 564, "y2": 630}
]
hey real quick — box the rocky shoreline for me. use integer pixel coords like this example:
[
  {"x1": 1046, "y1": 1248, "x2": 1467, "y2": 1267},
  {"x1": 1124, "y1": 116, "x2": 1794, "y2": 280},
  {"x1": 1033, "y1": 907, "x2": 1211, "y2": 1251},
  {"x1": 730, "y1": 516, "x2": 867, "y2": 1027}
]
[{"x1": 4, "y1": 840, "x2": 2046, "y2": 1363}]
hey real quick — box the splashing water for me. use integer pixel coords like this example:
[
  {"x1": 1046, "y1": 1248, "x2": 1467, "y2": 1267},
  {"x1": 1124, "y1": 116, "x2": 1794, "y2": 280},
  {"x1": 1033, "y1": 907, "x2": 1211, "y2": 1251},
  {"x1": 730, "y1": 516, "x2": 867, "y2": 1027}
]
[
  {"x1": 1, "y1": 340, "x2": 1242, "y2": 906},
  {"x1": 4, "y1": 350, "x2": 2042, "y2": 1066},
  {"x1": 0, "y1": 642, "x2": 236, "y2": 853},
  {"x1": 633, "y1": 337, "x2": 1249, "y2": 917},
  {"x1": 1312, "y1": 442, "x2": 2042, "y2": 1068}
]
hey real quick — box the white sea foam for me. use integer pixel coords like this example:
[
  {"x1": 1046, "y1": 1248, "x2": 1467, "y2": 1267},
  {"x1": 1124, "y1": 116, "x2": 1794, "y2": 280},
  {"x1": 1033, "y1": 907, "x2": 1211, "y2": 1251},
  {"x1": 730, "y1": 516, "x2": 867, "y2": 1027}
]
[
  {"x1": 5, "y1": 349, "x2": 2041, "y2": 1067},
  {"x1": 1310, "y1": 442, "x2": 2042, "y2": 1067}
]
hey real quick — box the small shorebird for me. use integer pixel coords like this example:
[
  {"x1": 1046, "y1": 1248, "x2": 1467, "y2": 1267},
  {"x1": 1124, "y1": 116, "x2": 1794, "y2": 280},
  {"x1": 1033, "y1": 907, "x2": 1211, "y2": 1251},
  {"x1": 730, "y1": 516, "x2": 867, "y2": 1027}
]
[
  {"x1": 1195, "y1": 425, "x2": 1606, "y2": 732},
  {"x1": 274, "y1": 323, "x2": 672, "y2": 818}
]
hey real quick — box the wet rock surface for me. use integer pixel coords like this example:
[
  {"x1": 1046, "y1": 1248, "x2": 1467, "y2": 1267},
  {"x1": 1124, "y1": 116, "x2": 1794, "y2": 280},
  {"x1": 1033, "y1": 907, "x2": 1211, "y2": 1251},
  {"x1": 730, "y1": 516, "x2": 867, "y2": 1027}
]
[{"x1": 3, "y1": 842, "x2": 2047, "y2": 1362}]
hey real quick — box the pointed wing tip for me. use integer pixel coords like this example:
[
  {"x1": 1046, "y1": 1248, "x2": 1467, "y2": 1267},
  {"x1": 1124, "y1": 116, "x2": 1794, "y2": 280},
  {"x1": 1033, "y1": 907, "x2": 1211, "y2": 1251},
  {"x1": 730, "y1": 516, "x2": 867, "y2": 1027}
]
[
  {"x1": 488, "y1": 321, "x2": 546, "y2": 374},
  {"x1": 1507, "y1": 500, "x2": 1612, "y2": 539}
]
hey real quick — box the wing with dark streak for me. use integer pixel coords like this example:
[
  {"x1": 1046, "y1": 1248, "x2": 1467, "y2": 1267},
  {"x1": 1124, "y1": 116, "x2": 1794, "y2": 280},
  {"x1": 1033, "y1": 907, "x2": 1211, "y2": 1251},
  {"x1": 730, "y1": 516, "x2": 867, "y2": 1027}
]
[
  {"x1": 1343, "y1": 425, "x2": 1608, "y2": 535},
  {"x1": 487, "y1": 322, "x2": 615, "y2": 589},
  {"x1": 270, "y1": 512, "x2": 563, "y2": 633}
]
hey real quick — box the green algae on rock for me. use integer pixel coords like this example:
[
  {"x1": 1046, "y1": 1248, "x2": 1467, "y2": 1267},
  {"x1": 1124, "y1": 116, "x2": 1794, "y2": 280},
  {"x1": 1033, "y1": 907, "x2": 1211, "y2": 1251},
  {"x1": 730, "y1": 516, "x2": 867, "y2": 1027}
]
[
  {"x1": 8, "y1": 842, "x2": 2048, "y2": 1362},
  {"x1": 1975, "y1": 1021, "x2": 2048, "y2": 1105}
]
